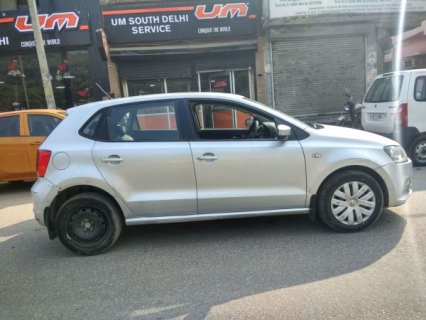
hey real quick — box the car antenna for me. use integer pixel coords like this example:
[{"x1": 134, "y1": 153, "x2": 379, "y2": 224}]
[{"x1": 95, "y1": 83, "x2": 114, "y2": 99}]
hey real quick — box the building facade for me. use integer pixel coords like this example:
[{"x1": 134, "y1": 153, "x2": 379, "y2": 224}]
[
  {"x1": 386, "y1": 20, "x2": 426, "y2": 71},
  {"x1": 263, "y1": 0, "x2": 426, "y2": 120},
  {"x1": 100, "y1": 0, "x2": 263, "y2": 102},
  {"x1": 0, "y1": 0, "x2": 109, "y2": 110}
]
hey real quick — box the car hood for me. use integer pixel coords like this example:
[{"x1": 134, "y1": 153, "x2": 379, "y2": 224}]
[{"x1": 307, "y1": 124, "x2": 399, "y2": 147}]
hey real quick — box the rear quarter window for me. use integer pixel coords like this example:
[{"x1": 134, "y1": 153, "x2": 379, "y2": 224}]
[
  {"x1": 0, "y1": 115, "x2": 20, "y2": 137},
  {"x1": 414, "y1": 76, "x2": 426, "y2": 102},
  {"x1": 364, "y1": 75, "x2": 404, "y2": 103}
]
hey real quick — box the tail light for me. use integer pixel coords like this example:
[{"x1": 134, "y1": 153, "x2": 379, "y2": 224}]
[
  {"x1": 395, "y1": 103, "x2": 408, "y2": 127},
  {"x1": 36, "y1": 150, "x2": 51, "y2": 177}
]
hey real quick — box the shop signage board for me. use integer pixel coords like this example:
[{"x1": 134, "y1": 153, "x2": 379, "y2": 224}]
[
  {"x1": 102, "y1": 1, "x2": 258, "y2": 43},
  {"x1": 270, "y1": 0, "x2": 426, "y2": 19},
  {"x1": 0, "y1": 9, "x2": 91, "y2": 52}
]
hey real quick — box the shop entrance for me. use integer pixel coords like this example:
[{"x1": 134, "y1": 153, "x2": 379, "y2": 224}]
[
  {"x1": 198, "y1": 69, "x2": 253, "y2": 98},
  {"x1": 124, "y1": 69, "x2": 253, "y2": 99}
]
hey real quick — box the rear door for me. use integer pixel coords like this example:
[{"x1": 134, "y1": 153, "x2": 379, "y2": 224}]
[
  {"x1": 92, "y1": 100, "x2": 197, "y2": 217},
  {"x1": 0, "y1": 114, "x2": 31, "y2": 181},
  {"x1": 408, "y1": 73, "x2": 426, "y2": 132},
  {"x1": 362, "y1": 74, "x2": 406, "y2": 134}
]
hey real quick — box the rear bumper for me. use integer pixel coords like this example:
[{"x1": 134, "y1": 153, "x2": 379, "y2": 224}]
[{"x1": 31, "y1": 178, "x2": 60, "y2": 227}]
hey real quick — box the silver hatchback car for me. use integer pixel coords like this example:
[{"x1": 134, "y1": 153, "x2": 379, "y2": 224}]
[{"x1": 32, "y1": 93, "x2": 412, "y2": 255}]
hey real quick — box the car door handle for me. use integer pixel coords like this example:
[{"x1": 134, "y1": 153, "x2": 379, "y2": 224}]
[
  {"x1": 101, "y1": 156, "x2": 123, "y2": 163},
  {"x1": 30, "y1": 142, "x2": 42, "y2": 145},
  {"x1": 197, "y1": 154, "x2": 218, "y2": 161}
]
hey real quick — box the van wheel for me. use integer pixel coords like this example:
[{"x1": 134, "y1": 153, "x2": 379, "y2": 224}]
[
  {"x1": 55, "y1": 192, "x2": 123, "y2": 255},
  {"x1": 410, "y1": 136, "x2": 426, "y2": 166},
  {"x1": 317, "y1": 170, "x2": 384, "y2": 232}
]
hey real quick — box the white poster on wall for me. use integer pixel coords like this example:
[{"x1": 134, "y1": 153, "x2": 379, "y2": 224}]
[{"x1": 270, "y1": 0, "x2": 426, "y2": 19}]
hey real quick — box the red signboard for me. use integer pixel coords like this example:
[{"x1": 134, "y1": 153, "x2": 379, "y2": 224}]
[{"x1": 213, "y1": 79, "x2": 228, "y2": 88}]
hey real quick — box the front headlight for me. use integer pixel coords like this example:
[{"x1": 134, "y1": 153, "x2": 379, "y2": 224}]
[{"x1": 384, "y1": 145, "x2": 408, "y2": 163}]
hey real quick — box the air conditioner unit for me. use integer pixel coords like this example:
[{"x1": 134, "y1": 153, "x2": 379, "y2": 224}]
[{"x1": 404, "y1": 57, "x2": 421, "y2": 69}]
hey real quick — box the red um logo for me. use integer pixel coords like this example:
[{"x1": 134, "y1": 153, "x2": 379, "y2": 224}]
[
  {"x1": 195, "y1": 3, "x2": 249, "y2": 20},
  {"x1": 15, "y1": 12, "x2": 80, "y2": 33}
]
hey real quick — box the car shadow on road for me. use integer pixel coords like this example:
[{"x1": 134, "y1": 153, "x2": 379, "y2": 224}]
[
  {"x1": 0, "y1": 209, "x2": 406, "y2": 319},
  {"x1": 112, "y1": 209, "x2": 406, "y2": 319}
]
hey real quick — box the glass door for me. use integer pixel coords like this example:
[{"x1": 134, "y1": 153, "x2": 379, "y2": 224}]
[{"x1": 197, "y1": 69, "x2": 253, "y2": 99}]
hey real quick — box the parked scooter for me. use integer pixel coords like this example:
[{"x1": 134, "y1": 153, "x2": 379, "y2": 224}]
[{"x1": 336, "y1": 90, "x2": 363, "y2": 129}]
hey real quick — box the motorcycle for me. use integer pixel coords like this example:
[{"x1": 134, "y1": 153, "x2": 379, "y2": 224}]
[{"x1": 336, "y1": 90, "x2": 363, "y2": 129}]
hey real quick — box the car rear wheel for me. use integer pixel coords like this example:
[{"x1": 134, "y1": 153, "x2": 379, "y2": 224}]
[
  {"x1": 55, "y1": 192, "x2": 123, "y2": 255},
  {"x1": 317, "y1": 170, "x2": 384, "y2": 232},
  {"x1": 410, "y1": 136, "x2": 426, "y2": 167}
]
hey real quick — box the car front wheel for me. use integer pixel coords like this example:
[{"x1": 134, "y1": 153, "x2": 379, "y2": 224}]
[
  {"x1": 317, "y1": 170, "x2": 384, "y2": 232},
  {"x1": 55, "y1": 192, "x2": 123, "y2": 255}
]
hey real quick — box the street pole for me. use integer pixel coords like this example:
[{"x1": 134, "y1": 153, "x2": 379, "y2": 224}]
[
  {"x1": 28, "y1": 0, "x2": 56, "y2": 109},
  {"x1": 18, "y1": 55, "x2": 29, "y2": 109}
]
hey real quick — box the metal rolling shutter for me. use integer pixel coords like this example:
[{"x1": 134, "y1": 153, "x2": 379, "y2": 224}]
[{"x1": 272, "y1": 36, "x2": 366, "y2": 116}]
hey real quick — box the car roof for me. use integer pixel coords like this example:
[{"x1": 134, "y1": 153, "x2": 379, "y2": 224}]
[
  {"x1": 67, "y1": 92, "x2": 247, "y2": 115},
  {"x1": 380, "y1": 68, "x2": 426, "y2": 78}
]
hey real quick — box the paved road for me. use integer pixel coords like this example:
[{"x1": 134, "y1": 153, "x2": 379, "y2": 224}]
[{"x1": 1, "y1": 169, "x2": 426, "y2": 320}]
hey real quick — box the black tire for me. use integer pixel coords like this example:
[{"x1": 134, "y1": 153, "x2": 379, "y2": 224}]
[
  {"x1": 55, "y1": 192, "x2": 123, "y2": 255},
  {"x1": 317, "y1": 170, "x2": 384, "y2": 232},
  {"x1": 409, "y1": 135, "x2": 426, "y2": 167}
]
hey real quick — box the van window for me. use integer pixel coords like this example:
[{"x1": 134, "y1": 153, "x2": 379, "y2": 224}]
[
  {"x1": 364, "y1": 75, "x2": 404, "y2": 103},
  {"x1": 414, "y1": 77, "x2": 426, "y2": 102}
]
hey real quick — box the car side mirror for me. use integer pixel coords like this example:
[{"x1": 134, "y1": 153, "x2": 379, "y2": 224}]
[{"x1": 277, "y1": 124, "x2": 291, "y2": 140}]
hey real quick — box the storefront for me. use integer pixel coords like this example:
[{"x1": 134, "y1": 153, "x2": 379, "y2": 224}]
[
  {"x1": 0, "y1": 0, "x2": 108, "y2": 111},
  {"x1": 101, "y1": 1, "x2": 260, "y2": 100},
  {"x1": 264, "y1": 0, "x2": 426, "y2": 119}
]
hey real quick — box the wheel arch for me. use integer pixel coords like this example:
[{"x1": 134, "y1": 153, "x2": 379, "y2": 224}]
[
  {"x1": 314, "y1": 165, "x2": 389, "y2": 208},
  {"x1": 47, "y1": 185, "x2": 125, "y2": 238}
]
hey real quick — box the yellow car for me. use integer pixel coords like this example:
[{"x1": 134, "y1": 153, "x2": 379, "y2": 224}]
[{"x1": 0, "y1": 109, "x2": 66, "y2": 182}]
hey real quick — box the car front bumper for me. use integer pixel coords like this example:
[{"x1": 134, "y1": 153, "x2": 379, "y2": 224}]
[{"x1": 376, "y1": 160, "x2": 413, "y2": 208}]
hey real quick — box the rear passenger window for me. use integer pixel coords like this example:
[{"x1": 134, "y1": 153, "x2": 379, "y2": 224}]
[
  {"x1": 108, "y1": 101, "x2": 179, "y2": 141},
  {"x1": 414, "y1": 77, "x2": 426, "y2": 102},
  {"x1": 28, "y1": 115, "x2": 62, "y2": 136},
  {"x1": 0, "y1": 115, "x2": 20, "y2": 137}
]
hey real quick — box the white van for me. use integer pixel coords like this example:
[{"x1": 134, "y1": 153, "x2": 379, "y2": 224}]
[{"x1": 362, "y1": 69, "x2": 426, "y2": 166}]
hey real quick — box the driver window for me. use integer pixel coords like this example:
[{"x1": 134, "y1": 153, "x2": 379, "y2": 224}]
[{"x1": 190, "y1": 101, "x2": 277, "y2": 140}]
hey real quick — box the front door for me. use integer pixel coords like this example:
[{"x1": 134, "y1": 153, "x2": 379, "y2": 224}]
[
  {"x1": 187, "y1": 99, "x2": 307, "y2": 214},
  {"x1": 92, "y1": 100, "x2": 197, "y2": 217}
]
